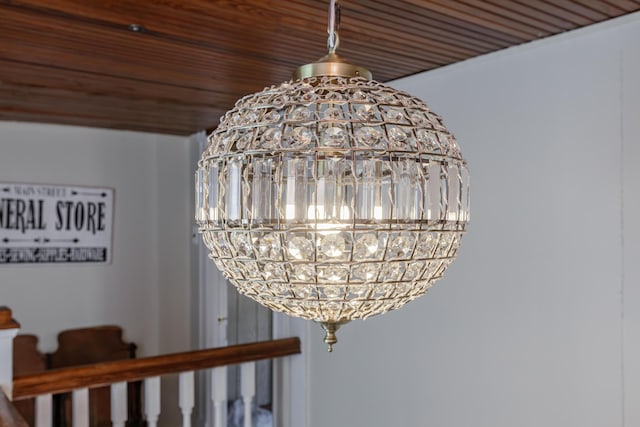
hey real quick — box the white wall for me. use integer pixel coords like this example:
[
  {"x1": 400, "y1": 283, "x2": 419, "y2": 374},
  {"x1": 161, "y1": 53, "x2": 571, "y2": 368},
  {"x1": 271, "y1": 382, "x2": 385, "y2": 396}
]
[
  {"x1": 0, "y1": 122, "x2": 195, "y2": 357},
  {"x1": 308, "y1": 12, "x2": 640, "y2": 427},
  {"x1": 621, "y1": 25, "x2": 640, "y2": 427}
]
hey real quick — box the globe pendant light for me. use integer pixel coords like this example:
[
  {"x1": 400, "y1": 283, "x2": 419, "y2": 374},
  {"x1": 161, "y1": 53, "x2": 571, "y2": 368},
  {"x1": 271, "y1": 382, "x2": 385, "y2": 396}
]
[{"x1": 196, "y1": 0, "x2": 470, "y2": 351}]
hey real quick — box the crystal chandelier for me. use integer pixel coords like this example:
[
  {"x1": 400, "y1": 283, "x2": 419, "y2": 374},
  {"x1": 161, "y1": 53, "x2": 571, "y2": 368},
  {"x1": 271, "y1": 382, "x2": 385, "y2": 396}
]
[{"x1": 196, "y1": 0, "x2": 469, "y2": 351}]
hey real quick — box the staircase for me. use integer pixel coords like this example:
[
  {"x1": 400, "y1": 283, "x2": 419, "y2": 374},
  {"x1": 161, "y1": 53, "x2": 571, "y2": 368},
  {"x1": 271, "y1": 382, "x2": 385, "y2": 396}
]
[{"x1": 0, "y1": 307, "x2": 301, "y2": 427}]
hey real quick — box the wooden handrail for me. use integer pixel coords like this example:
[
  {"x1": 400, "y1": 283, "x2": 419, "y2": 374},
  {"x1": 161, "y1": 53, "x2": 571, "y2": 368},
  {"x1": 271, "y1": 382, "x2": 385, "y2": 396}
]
[
  {"x1": 13, "y1": 337, "x2": 300, "y2": 400},
  {"x1": 0, "y1": 390, "x2": 28, "y2": 427}
]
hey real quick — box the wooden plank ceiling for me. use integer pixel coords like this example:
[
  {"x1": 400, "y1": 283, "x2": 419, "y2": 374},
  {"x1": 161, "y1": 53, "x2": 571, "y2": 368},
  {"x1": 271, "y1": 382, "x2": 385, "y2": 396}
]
[{"x1": 1, "y1": 0, "x2": 639, "y2": 136}]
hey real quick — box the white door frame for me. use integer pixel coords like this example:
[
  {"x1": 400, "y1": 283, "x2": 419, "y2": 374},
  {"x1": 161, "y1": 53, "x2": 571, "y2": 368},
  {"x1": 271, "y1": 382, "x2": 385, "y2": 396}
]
[
  {"x1": 272, "y1": 313, "x2": 310, "y2": 427},
  {"x1": 193, "y1": 131, "x2": 308, "y2": 426}
]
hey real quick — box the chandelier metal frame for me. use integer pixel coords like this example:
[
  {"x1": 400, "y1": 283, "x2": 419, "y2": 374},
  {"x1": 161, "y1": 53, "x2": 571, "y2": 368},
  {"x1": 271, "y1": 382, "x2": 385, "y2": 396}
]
[{"x1": 196, "y1": 0, "x2": 469, "y2": 351}]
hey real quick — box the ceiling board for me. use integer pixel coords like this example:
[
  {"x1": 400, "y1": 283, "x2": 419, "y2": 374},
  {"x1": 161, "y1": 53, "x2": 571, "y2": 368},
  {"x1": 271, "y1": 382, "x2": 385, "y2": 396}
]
[{"x1": 1, "y1": 0, "x2": 638, "y2": 135}]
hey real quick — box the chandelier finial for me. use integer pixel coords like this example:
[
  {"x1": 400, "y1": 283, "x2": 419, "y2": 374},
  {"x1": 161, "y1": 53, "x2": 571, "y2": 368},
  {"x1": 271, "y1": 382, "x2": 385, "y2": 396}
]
[{"x1": 320, "y1": 321, "x2": 348, "y2": 352}]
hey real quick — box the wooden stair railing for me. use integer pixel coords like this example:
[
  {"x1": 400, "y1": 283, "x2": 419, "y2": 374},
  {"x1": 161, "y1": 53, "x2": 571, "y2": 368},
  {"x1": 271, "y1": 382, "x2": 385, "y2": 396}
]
[
  {"x1": 0, "y1": 307, "x2": 301, "y2": 427},
  {"x1": 12, "y1": 338, "x2": 301, "y2": 400}
]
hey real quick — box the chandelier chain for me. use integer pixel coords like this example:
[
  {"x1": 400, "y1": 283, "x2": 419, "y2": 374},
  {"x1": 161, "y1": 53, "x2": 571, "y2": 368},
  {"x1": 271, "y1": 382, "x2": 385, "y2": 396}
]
[{"x1": 327, "y1": 0, "x2": 340, "y2": 53}]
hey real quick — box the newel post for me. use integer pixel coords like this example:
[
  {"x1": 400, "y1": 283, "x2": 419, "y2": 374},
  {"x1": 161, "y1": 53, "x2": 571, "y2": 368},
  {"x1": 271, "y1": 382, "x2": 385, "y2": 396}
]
[{"x1": 0, "y1": 307, "x2": 20, "y2": 399}]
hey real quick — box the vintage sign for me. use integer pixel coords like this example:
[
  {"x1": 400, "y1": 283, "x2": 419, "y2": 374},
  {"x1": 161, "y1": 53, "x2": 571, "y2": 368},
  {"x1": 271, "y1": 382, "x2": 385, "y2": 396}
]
[{"x1": 0, "y1": 182, "x2": 114, "y2": 265}]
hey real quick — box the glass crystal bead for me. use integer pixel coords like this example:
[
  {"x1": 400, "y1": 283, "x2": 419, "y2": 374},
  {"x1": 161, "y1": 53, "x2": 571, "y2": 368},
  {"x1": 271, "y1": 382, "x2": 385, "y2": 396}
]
[
  {"x1": 352, "y1": 264, "x2": 379, "y2": 282},
  {"x1": 301, "y1": 300, "x2": 319, "y2": 314},
  {"x1": 219, "y1": 132, "x2": 234, "y2": 152},
  {"x1": 301, "y1": 91, "x2": 318, "y2": 103},
  {"x1": 324, "y1": 91, "x2": 343, "y2": 101},
  {"x1": 348, "y1": 300, "x2": 363, "y2": 310},
  {"x1": 388, "y1": 126, "x2": 408, "y2": 147},
  {"x1": 272, "y1": 96, "x2": 287, "y2": 108},
  {"x1": 263, "y1": 262, "x2": 285, "y2": 280},
  {"x1": 415, "y1": 233, "x2": 437, "y2": 257},
  {"x1": 295, "y1": 285, "x2": 316, "y2": 299},
  {"x1": 260, "y1": 127, "x2": 282, "y2": 149},
  {"x1": 373, "y1": 282, "x2": 395, "y2": 297},
  {"x1": 378, "y1": 92, "x2": 400, "y2": 104},
  {"x1": 285, "y1": 301, "x2": 302, "y2": 315},
  {"x1": 425, "y1": 261, "x2": 442, "y2": 279},
  {"x1": 289, "y1": 106, "x2": 312, "y2": 121},
  {"x1": 385, "y1": 108, "x2": 405, "y2": 122},
  {"x1": 387, "y1": 233, "x2": 415, "y2": 259},
  {"x1": 223, "y1": 260, "x2": 243, "y2": 278},
  {"x1": 230, "y1": 112, "x2": 243, "y2": 126},
  {"x1": 205, "y1": 140, "x2": 218, "y2": 157},
  {"x1": 437, "y1": 234, "x2": 453, "y2": 257},
  {"x1": 409, "y1": 111, "x2": 428, "y2": 126},
  {"x1": 214, "y1": 234, "x2": 231, "y2": 257},
  {"x1": 243, "y1": 110, "x2": 259, "y2": 124},
  {"x1": 438, "y1": 132, "x2": 450, "y2": 149},
  {"x1": 348, "y1": 283, "x2": 369, "y2": 297},
  {"x1": 256, "y1": 233, "x2": 281, "y2": 259},
  {"x1": 271, "y1": 283, "x2": 289, "y2": 295},
  {"x1": 400, "y1": 97, "x2": 420, "y2": 107},
  {"x1": 323, "y1": 304, "x2": 341, "y2": 322},
  {"x1": 257, "y1": 282, "x2": 273, "y2": 296},
  {"x1": 380, "y1": 262, "x2": 406, "y2": 282},
  {"x1": 354, "y1": 127, "x2": 382, "y2": 147},
  {"x1": 324, "y1": 301, "x2": 341, "y2": 315},
  {"x1": 323, "y1": 107, "x2": 342, "y2": 120},
  {"x1": 450, "y1": 234, "x2": 462, "y2": 251},
  {"x1": 287, "y1": 236, "x2": 314, "y2": 260},
  {"x1": 287, "y1": 127, "x2": 313, "y2": 148},
  {"x1": 244, "y1": 261, "x2": 261, "y2": 278},
  {"x1": 352, "y1": 90, "x2": 367, "y2": 101},
  {"x1": 292, "y1": 264, "x2": 315, "y2": 281},
  {"x1": 382, "y1": 282, "x2": 397, "y2": 293},
  {"x1": 404, "y1": 261, "x2": 424, "y2": 280},
  {"x1": 319, "y1": 266, "x2": 348, "y2": 282},
  {"x1": 355, "y1": 104, "x2": 377, "y2": 120},
  {"x1": 322, "y1": 285, "x2": 342, "y2": 298},
  {"x1": 232, "y1": 233, "x2": 253, "y2": 258},
  {"x1": 320, "y1": 233, "x2": 346, "y2": 258},
  {"x1": 320, "y1": 127, "x2": 348, "y2": 147},
  {"x1": 236, "y1": 131, "x2": 254, "y2": 150},
  {"x1": 396, "y1": 282, "x2": 412, "y2": 294},
  {"x1": 265, "y1": 110, "x2": 282, "y2": 123},
  {"x1": 416, "y1": 129, "x2": 440, "y2": 151},
  {"x1": 353, "y1": 233, "x2": 379, "y2": 260}
]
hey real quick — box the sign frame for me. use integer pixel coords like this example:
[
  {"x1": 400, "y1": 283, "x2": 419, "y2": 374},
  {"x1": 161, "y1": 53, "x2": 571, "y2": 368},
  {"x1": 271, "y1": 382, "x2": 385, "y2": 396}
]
[{"x1": 0, "y1": 182, "x2": 115, "y2": 265}]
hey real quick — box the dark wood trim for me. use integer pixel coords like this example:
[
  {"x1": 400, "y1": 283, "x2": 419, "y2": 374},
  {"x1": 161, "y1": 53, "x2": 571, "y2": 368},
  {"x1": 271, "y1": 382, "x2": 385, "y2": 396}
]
[
  {"x1": 0, "y1": 307, "x2": 19, "y2": 331},
  {"x1": 0, "y1": 391, "x2": 29, "y2": 427},
  {"x1": 13, "y1": 338, "x2": 301, "y2": 400}
]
